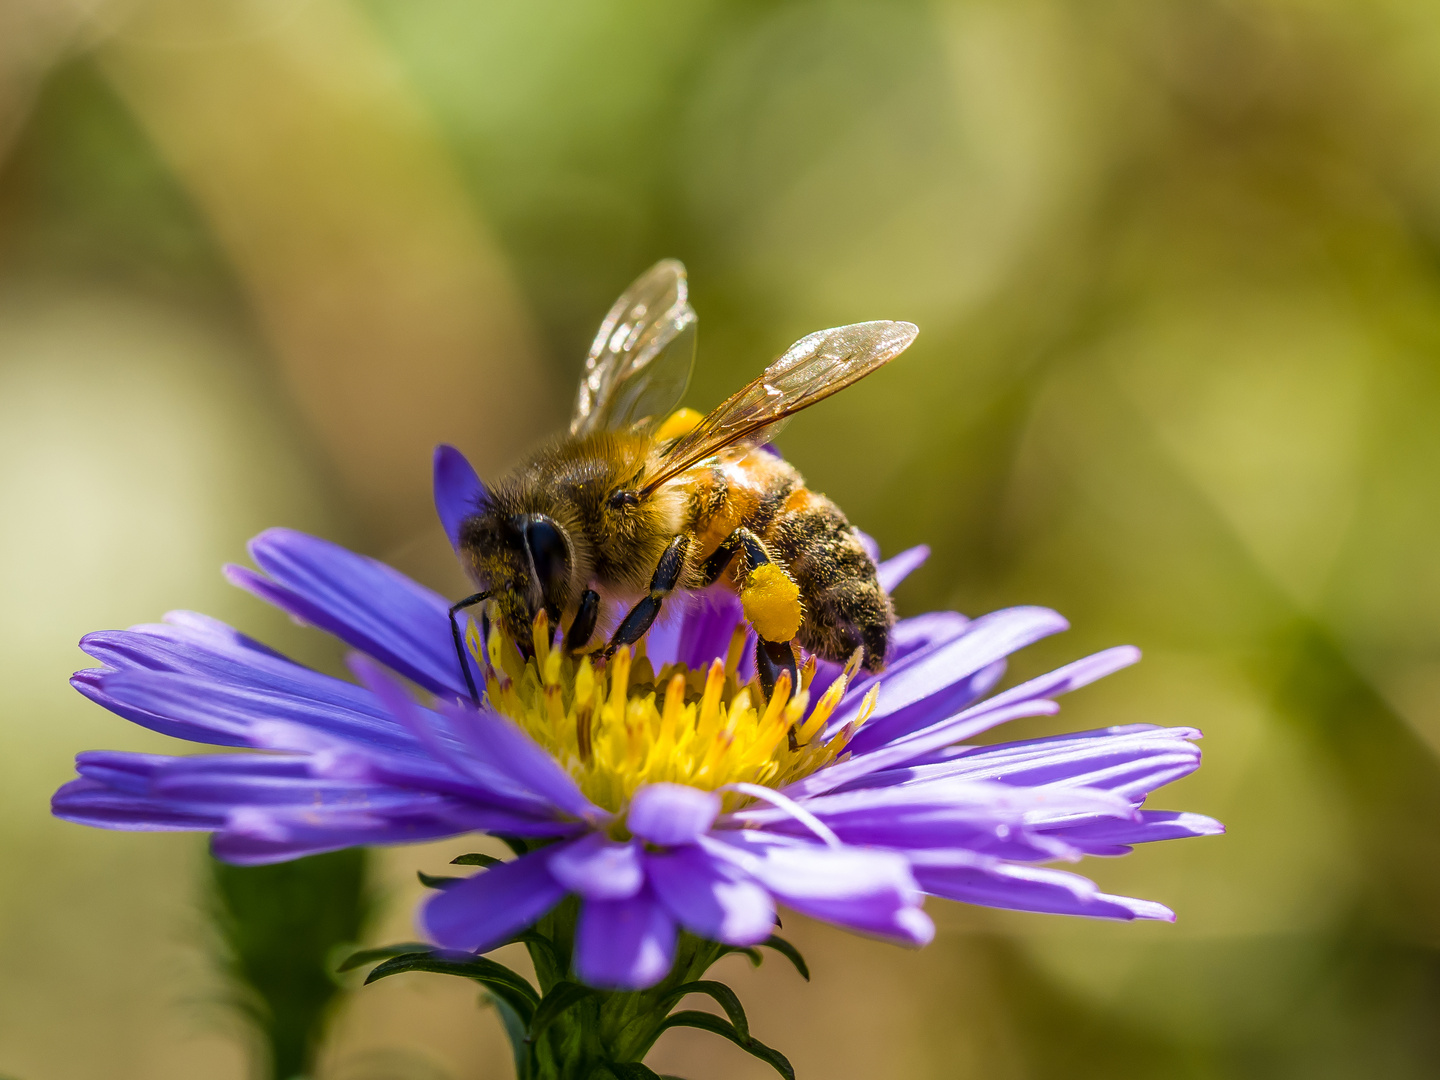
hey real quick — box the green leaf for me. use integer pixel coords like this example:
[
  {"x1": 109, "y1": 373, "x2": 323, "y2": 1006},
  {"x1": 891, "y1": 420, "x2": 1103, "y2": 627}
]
[
  {"x1": 488, "y1": 991, "x2": 531, "y2": 1080},
  {"x1": 527, "y1": 980, "x2": 596, "y2": 1042},
  {"x1": 761, "y1": 935, "x2": 810, "y2": 981},
  {"x1": 717, "y1": 945, "x2": 763, "y2": 968},
  {"x1": 658, "y1": 1011, "x2": 794, "y2": 1080},
  {"x1": 451, "y1": 852, "x2": 504, "y2": 867},
  {"x1": 363, "y1": 951, "x2": 539, "y2": 1022},
  {"x1": 588, "y1": 1065, "x2": 688, "y2": 1080},
  {"x1": 417, "y1": 870, "x2": 465, "y2": 890},
  {"x1": 601, "y1": 1064, "x2": 667, "y2": 1079},
  {"x1": 494, "y1": 833, "x2": 531, "y2": 856},
  {"x1": 660, "y1": 980, "x2": 750, "y2": 1039},
  {"x1": 336, "y1": 942, "x2": 430, "y2": 973}
]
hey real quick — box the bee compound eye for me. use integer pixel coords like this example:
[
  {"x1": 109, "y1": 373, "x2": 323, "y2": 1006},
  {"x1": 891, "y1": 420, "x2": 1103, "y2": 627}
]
[{"x1": 522, "y1": 515, "x2": 570, "y2": 599}]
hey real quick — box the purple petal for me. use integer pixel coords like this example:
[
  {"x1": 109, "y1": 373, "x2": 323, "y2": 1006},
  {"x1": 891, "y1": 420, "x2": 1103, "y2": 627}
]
[
  {"x1": 548, "y1": 834, "x2": 644, "y2": 900},
  {"x1": 830, "y1": 606, "x2": 1070, "y2": 731},
  {"x1": 226, "y1": 529, "x2": 472, "y2": 699},
  {"x1": 731, "y1": 779, "x2": 1133, "y2": 859},
  {"x1": 854, "y1": 724, "x2": 1203, "y2": 802},
  {"x1": 962, "y1": 645, "x2": 1142, "y2": 717},
  {"x1": 737, "y1": 779, "x2": 1133, "y2": 829},
  {"x1": 574, "y1": 889, "x2": 678, "y2": 990},
  {"x1": 346, "y1": 655, "x2": 550, "y2": 812},
  {"x1": 841, "y1": 659, "x2": 1006, "y2": 754},
  {"x1": 212, "y1": 806, "x2": 492, "y2": 865},
  {"x1": 797, "y1": 646, "x2": 1143, "y2": 799},
  {"x1": 434, "y1": 444, "x2": 487, "y2": 550},
  {"x1": 72, "y1": 750, "x2": 181, "y2": 793},
  {"x1": 627, "y1": 784, "x2": 721, "y2": 846},
  {"x1": 154, "y1": 758, "x2": 421, "y2": 809},
  {"x1": 705, "y1": 834, "x2": 933, "y2": 945},
  {"x1": 909, "y1": 849, "x2": 1174, "y2": 921},
  {"x1": 937, "y1": 725, "x2": 1201, "y2": 801},
  {"x1": 1044, "y1": 810, "x2": 1225, "y2": 856},
  {"x1": 71, "y1": 668, "x2": 249, "y2": 748},
  {"x1": 52, "y1": 776, "x2": 225, "y2": 831},
  {"x1": 422, "y1": 847, "x2": 570, "y2": 952},
  {"x1": 786, "y1": 697, "x2": 1062, "y2": 800},
  {"x1": 434, "y1": 698, "x2": 605, "y2": 823},
  {"x1": 889, "y1": 611, "x2": 971, "y2": 658},
  {"x1": 674, "y1": 589, "x2": 745, "y2": 670},
  {"x1": 643, "y1": 607, "x2": 684, "y2": 668},
  {"x1": 76, "y1": 619, "x2": 422, "y2": 754},
  {"x1": 55, "y1": 748, "x2": 524, "y2": 862},
  {"x1": 876, "y1": 545, "x2": 929, "y2": 593},
  {"x1": 646, "y1": 846, "x2": 775, "y2": 946},
  {"x1": 94, "y1": 666, "x2": 427, "y2": 763},
  {"x1": 810, "y1": 610, "x2": 971, "y2": 704}
]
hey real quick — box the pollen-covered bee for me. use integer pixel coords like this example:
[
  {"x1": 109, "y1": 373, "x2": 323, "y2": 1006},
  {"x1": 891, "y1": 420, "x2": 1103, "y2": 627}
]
[{"x1": 450, "y1": 259, "x2": 917, "y2": 700}]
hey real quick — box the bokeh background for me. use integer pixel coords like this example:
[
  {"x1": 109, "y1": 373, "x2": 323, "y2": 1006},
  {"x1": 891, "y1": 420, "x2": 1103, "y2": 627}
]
[{"x1": 4, "y1": 0, "x2": 1440, "y2": 1076}]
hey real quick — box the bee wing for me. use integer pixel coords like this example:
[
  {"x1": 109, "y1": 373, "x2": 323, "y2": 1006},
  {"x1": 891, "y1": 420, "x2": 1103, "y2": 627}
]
[
  {"x1": 571, "y1": 259, "x2": 698, "y2": 437},
  {"x1": 640, "y1": 320, "x2": 918, "y2": 494}
]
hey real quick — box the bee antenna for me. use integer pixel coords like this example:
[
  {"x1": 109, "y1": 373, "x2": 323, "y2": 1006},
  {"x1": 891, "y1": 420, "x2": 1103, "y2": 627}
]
[{"x1": 448, "y1": 591, "x2": 491, "y2": 704}]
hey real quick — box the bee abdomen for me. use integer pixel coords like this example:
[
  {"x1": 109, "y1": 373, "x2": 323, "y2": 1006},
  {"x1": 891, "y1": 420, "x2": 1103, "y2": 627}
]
[{"x1": 767, "y1": 490, "x2": 893, "y2": 672}]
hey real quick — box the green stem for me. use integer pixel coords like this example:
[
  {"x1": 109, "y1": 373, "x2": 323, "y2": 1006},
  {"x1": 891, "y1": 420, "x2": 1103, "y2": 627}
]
[{"x1": 516, "y1": 910, "x2": 726, "y2": 1079}]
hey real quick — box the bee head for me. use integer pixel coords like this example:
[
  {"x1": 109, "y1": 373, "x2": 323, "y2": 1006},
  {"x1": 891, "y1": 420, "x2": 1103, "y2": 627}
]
[
  {"x1": 460, "y1": 506, "x2": 575, "y2": 646},
  {"x1": 519, "y1": 513, "x2": 572, "y2": 621}
]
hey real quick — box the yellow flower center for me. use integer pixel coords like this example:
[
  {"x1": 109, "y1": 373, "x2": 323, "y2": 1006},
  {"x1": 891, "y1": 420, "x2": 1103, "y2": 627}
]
[{"x1": 467, "y1": 613, "x2": 878, "y2": 815}]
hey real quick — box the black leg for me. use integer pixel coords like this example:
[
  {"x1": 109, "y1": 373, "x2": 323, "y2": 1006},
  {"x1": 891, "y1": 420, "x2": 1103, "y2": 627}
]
[
  {"x1": 601, "y1": 535, "x2": 690, "y2": 656},
  {"x1": 565, "y1": 589, "x2": 601, "y2": 653},
  {"x1": 756, "y1": 637, "x2": 798, "y2": 702},
  {"x1": 448, "y1": 591, "x2": 490, "y2": 704},
  {"x1": 699, "y1": 527, "x2": 769, "y2": 586}
]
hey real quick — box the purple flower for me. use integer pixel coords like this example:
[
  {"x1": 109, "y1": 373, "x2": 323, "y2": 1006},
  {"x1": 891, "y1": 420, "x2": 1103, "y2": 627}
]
[{"x1": 52, "y1": 445, "x2": 1221, "y2": 990}]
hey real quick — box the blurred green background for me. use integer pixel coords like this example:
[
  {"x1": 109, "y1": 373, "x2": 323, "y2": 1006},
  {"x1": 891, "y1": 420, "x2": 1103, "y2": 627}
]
[{"x1": 4, "y1": 0, "x2": 1440, "y2": 1076}]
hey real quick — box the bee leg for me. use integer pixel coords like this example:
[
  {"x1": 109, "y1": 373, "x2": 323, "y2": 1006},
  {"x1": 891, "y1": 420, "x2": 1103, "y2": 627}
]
[
  {"x1": 601, "y1": 535, "x2": 691, "y2": 656},
  {"x1": 699, "y1": 527, "x2": 767, "y2": 585},
  {"x1": 564, "y1": 589, "x2": 601, "y2": 653},
  {"x1": 448, "y1": 591, "x2": 491, "y2": 705},
  {"x1": 705, "y1": 528, "x2": 803, "y2": 650},
  {"x1": 755, "y1": 637, "x2": 798, "y2": 704}
]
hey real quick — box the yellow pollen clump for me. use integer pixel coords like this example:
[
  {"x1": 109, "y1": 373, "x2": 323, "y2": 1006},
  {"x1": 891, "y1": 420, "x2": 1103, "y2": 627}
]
[
  {"x1": 653, "y1": 407, "x2": 705, "y2": 442},
  {"x1": 740, "y1": 563, "x2": 803, "y2": 643},
  {"x1": 470, "y1": 612, "x2": 877, "y2": 816}
]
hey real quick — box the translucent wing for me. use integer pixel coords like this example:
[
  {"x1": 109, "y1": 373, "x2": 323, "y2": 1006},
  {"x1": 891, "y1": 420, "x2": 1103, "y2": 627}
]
[
  {"x1": 571, "y1": 259, "x2": 698, "y2": 436},
  {"x1": 640, "y1": 320, "x2": 918, "y2": 494}
]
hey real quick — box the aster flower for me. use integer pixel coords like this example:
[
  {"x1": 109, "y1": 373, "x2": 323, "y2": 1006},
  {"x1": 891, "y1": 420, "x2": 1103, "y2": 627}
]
[{"x1": 53, "y1": 445, "x2": 1220, "y2": 1078}]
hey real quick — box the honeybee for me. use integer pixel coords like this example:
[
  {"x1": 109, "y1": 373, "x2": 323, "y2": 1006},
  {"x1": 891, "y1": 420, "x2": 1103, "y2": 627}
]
[{"x1": 450, "y1": 260, "x2": 917, "y2": 700}]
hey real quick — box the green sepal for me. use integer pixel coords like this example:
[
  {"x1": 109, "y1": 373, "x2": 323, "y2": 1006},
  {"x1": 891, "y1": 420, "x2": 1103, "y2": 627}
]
[
  {"x1": 528, "y1": 980, "x2": 597, "y2": 1043},
  {"x1": 416, "y1": 870, "x2": 464, "y2": 890},
  {"x1": 761, "y1": 935, "x2": 810, "y2": 981},
  {"x1": 363, "y1": 951, "x2": 539, "y2": 1023},
  {"x1": 451, "y1": 852, "x2": 504, "y2": 867},
  {"x1": 335, "y1": 942, "x2": 430, "y2": 973},
  {"x1": 659, "y1": 980, "x2": 751, "y2": 1039},
  {"x1": 658, "y1": 1011, "x2": 794, "y2": 1080}
]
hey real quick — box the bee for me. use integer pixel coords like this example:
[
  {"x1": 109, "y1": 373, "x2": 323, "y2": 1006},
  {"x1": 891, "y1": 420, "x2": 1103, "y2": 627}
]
[{"x1": 449, "y1": 259, "x2": 917, "y2": 701}]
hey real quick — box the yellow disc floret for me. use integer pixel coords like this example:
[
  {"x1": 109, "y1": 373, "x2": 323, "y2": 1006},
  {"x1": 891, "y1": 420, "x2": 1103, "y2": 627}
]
[
  {"x1": 468, "y1": 611, "x2": 877, "y2": 817},
  {"x1": 740, "y1": 563, "x2": 803, "y2": 643}
]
